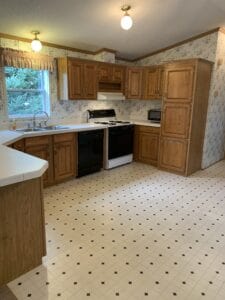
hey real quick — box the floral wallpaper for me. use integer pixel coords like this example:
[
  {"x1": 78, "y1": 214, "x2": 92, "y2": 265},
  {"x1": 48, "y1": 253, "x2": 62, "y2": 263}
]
[
  {"x1": 0, "y1": 32, "x2": 225, "y2": 170},
  {"x1": 137, "y1": 31, "x2": 225, "y2": 169}
]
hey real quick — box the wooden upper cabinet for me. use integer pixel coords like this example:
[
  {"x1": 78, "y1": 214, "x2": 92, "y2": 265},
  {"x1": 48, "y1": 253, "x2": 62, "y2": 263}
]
[
  {"x1": 83, "y1": 63, "x2": 97, "y2": 99},
  {"x1": 143, "y1": 67, "x2": 159, "y2": 99},
  {"x1": 158, "y1": 68, "x2": 165, "y2": 98},
  {"x1": 98, "y1": 64, "x2": 112, "y2": 82},
  {"x1": 53, "y1": 133, "x2": 76, "y2": 182},
  {"x1": 161, "y1": 103, "x2": 191, "y2": 139},
  {"x1": 68, "y1": 60, "x2": 84, "y2": 99},
  {"x1": 113, "y1": 65, "x2": 125, "y2": 82},
  {"x1": 98, "y1": 63, "x2": 125, "y2": 92},
  {"x1": 126, "y1": 67, "x2": 143, "y2": 99},
  {"x1": 57, "y1": 57, "x2": 97, "y2": 100},
  {"x1": 164, "y1": 66, "x2": 195, "y2": 102}
]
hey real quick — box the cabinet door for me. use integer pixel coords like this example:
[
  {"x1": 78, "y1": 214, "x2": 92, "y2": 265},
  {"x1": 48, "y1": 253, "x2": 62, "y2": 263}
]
[
  {"x1": 25, "y1": 145, "x2": 53, "y2": 186},
  {"x1": 53, "y1": 135, "x2": 76, "y2": 182},
  {"x1": 113, "y1": 66, "x2": 125, "y2": 82},
  {"x1": 159, "y1": 138, "x2": 188, "y2": 174},
  {"x1": 164, "y1": 66, "x2": 194, "y2": 102},
  {"x1": 126, "y1": 68, "x2": 143, "y2": 99},
  {"x1": 161, "y1": 103, "x2": 191, "y2": 139},
  {"x1": 84, "y1": 63, "x2": 97, "y2": 99},
  {"x1": 139, "y1": 132, "x2": 159, "y2": 166},
  {"x1": 98, "y1": 64, "x2": 112, "y2": 82},
  {"x1": 158, "y1": 68, "x2": 164, "y2": 98},
  {"x1": 12, "y1": 139, "x2": 24, "y2": 152},
  {"x1": 68, "y1": 60, "x2": 84, "y2": 99},
  {"x1": 143, "y1": 68, "x2": 159, "y2": 99}
]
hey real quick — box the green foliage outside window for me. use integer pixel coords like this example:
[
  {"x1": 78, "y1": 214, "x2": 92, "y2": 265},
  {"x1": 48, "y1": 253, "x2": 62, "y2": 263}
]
[{"x1": 5, "y1": 67, "x2": 49, "y2": 116}]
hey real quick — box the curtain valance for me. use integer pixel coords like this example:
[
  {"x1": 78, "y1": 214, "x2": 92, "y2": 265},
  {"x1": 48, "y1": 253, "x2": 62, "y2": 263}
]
[{"x1": 0, "y1": 48, "x2": 54, "y2": 72}]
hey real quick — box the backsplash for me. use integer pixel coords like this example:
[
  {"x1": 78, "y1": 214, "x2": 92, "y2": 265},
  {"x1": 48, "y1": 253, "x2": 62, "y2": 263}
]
[{"x1": 137, "y1": 31, "x2": 225, "y2": 169}]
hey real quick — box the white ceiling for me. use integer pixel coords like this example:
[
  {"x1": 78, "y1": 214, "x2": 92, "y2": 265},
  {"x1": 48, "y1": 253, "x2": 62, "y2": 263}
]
[{"x1": 1, "y1": 0, "x2": 225, "y2": 60}]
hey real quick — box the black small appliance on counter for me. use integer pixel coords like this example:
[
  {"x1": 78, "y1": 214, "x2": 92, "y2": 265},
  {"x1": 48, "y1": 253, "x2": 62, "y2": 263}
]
[{"x1": 148, "y1": 109, "x2": 161, "y2": 123}]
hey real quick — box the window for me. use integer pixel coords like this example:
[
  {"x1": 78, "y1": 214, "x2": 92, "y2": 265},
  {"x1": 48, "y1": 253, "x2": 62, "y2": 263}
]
[{"x1": 4, "y1": 67, "x2": 50, "y2": 118}]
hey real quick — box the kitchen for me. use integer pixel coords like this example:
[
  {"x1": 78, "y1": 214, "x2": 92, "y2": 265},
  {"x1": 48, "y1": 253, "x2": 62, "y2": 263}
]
[{"x1": 1, "y1": 1, "x2": 225, "y2": 299}]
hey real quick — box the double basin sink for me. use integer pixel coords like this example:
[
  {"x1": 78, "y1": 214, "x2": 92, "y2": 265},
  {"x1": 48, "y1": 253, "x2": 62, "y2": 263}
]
[{"x1": 16, "y1": 125, "x2": 70, "y2": 132}]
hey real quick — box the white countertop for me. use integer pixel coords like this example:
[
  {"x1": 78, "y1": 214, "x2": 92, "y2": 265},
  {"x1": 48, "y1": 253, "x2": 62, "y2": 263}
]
[
  {"x1": 132, "y1": 120, "x2": 161, "y2": 127},
  {"x1": 0, "y1": 145, "x2": 48, "y2": 187},
  {"x1": 0, "y1": 121, "x2": 160, "y2": 187}
]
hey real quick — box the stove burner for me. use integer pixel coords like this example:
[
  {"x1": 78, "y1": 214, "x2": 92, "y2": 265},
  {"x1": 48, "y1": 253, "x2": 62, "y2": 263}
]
[
  {"x1": 94, "y1": 122, "x2": 109, "y2": 125},
  {"x1": 94, "y1": 120, "x2": 131, "y2": 126}
]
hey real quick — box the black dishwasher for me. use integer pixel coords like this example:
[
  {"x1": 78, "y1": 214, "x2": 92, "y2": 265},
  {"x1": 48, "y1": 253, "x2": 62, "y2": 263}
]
[{"x1": 78, "y1": 129, "x2": 104, "y2": 177}]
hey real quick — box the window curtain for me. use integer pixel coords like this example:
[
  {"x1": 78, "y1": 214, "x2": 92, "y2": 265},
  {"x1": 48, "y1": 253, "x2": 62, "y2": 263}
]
[{"x1": 0, "y1": 47, "x2": 54, "y2": 72}]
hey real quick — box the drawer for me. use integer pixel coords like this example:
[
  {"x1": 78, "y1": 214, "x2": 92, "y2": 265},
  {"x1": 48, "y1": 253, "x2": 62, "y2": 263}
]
[
  {"x1": 25, "y1": 135, "x2": 50, "y2": 147},
  {"x1": 53, "y1": 132, "x2": 75, "y2": 143},
  {"x1": 137, "y1": 125, "x2": 160, "y2": 134}
]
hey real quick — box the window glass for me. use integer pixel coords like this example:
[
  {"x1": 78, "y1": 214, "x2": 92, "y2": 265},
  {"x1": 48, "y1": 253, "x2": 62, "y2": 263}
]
[{"x1": 5, "y1": 67, "x2": 50, "y2": 118}]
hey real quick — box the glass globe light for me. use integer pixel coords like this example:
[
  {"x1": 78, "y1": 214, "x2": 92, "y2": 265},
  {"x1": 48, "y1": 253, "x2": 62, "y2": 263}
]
[{"x1": 121, "y1": 12, "x2": 133, "y2": 30}]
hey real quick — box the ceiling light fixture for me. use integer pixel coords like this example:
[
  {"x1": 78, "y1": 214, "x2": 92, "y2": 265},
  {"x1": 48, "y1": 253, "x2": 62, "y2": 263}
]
[
  {"x1": 120, "y1": 5, "x2": 133, "y2": 30},
  {"x1": 31, "y1": 31, "x2": 42, "y2": 52}
]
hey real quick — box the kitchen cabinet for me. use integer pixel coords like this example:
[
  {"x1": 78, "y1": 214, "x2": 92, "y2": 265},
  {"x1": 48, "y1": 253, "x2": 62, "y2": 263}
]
[
  {"x1": 126, "y1": 67, "x2": 143, "y2": 99},
  {"x1": 134, "y1": 125, "x2": 160, "y2": 166},
  {"x1": 11, "y1": 139, "x2": 24, "y2": 152},
  {"x1": 57, "y1": 57, "x2": 97, "y2": 100},
  {"x1": 0, "y1": 177, "x2": 46, "y2": 286},
  {"x1": 53, "y1": 133, "x2": 76, "y2": 182},
  {"x1": 98, "y1": 63, "x2": 125, "y2": 92},
  {"x1": 159, "y1": 59, "x2": 213, "y2": 175},
  {"x1": 159, "y1": 137, "x2": 188, "y2": 173},
  {"x1": 126, "y1": 66, "x2": 164, "y2": 100},
  {"x1": 25, "y1": 135, "x2": 54, "y2": 187},
  {"x1": 143, "y1": 67, "x2": 164, "y2": 99},
  {"x1": 24, "y1": 133, "x2": 77, "y2": 186}
]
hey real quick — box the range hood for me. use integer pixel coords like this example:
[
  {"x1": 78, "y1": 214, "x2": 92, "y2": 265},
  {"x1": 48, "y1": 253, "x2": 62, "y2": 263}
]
[{"x1": 97, "y1": 92, "x2": 125, "y2": 101}]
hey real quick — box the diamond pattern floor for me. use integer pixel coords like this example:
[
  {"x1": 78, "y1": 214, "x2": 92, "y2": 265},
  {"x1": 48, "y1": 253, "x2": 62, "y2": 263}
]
[{"x1": 7, "y1": 161, "x2": 225, "y2": 300}]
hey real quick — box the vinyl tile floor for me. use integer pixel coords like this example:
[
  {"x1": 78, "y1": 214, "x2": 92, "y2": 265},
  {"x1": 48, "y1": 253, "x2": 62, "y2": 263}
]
[{"x1": 7, "y1": 161, "x2": 225, "y2": 300}]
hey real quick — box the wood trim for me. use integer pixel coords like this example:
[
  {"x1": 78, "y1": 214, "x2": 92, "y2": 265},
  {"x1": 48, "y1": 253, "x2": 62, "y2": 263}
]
[
  {"x1": 0, "y1": 32, "x2": 117, "y2": 57},
  {"x1": 219, "y1": 27, "x2": 225, "y2": 35},
  {"x1": 1, "y1": 26, "x2": 224, "y2": 63},
  {"x1": 94, "y1": 47, "x2": 117, "y2": 54}
]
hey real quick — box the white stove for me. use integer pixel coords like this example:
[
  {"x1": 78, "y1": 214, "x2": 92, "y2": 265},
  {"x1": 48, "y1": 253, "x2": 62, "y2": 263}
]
[{"x1": 87, "y1": 109, "x2": 134, "y2": 169}]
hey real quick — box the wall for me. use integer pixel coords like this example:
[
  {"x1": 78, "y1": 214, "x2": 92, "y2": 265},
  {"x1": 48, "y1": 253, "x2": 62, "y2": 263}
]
[
  {"x1": 0, "y1": 38, "x2": 160, "y2": 129},
  {"x1": 0, "y1": 33, "x2": 224, "y2": 169},
  {"x1": 137, "y1": 32, "x2": 225, "y2": 169}
]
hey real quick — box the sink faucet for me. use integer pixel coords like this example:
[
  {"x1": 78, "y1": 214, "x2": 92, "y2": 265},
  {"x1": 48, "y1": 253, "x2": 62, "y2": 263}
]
[{"x1": 33, "y1": 111, "x2": 49, "y2": 128}]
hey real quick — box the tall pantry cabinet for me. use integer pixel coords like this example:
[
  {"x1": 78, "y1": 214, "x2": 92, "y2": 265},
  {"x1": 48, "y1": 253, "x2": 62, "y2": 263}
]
[{"x1": 159, "y1": 59, "x2": 213, "y2": 175}]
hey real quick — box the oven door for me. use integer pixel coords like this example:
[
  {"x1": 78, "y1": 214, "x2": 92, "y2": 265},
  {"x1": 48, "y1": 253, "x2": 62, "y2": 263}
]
[{"x1": 108, "y1": 125, "x2": 134, "y2": 159}]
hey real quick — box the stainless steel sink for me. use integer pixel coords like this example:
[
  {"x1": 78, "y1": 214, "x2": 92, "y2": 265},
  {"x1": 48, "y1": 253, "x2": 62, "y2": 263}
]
[
  {"x1": 42, "y1": 125, "x2": 70, "y2": 130},
  {"x1": 16, "y1": 125, "x2": 70, "y2": 132},
  {"x1": 16, "y1": 128, "x2": 45, "y2": 132}
]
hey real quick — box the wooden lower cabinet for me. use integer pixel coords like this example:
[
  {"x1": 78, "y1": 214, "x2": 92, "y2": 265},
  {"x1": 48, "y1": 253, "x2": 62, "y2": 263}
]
[
  {"x1": 134, "y1": 125, "x2": 160, "y2": 166},
  {"x1": 25, "y1": 136, "x2": 54, "y2": 187},
  {"x1": 11, "y1": 139, "x2": 25, "y2": 152},
  {"x1": 53, "y1": 133, "x2": 76, "y2": 182},
  {"x1": 139, "y1": 133, "x2": 159, "y2": 166},
  {"x1": 0, "y1": 178, "x2": 46, "y2": 286},
  {"x1": 24, "y1": 133, "x2": 77, "y2": 186},
  {"x1": 159, "y1": 137, "x2": 188, "y2": 174}
]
